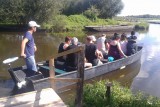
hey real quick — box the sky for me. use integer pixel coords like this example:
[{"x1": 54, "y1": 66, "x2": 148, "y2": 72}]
[{"x1": 119, "y1": 0, "x2": 160, "y2": 16}]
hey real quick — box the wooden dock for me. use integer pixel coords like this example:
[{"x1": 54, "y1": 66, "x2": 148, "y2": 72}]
[{"x1": 0, "y1": 88, "x2": 67, "y2": 107}]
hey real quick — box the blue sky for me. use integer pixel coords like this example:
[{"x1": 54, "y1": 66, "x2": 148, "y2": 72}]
[{"x1": 119, "y1": 0, "x2": 160, "y2": 16}]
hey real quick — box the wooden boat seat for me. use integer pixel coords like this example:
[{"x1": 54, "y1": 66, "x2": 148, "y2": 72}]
[{"x1": 40, "y1": 65, "x2": 67, "y2": 74}]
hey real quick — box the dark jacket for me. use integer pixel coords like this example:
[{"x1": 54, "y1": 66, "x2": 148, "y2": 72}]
[
  {"x1": 127, "y1": 40, "x2": 137, "y2": 56},
  {"x1": 65, "y1": 44, "x2": 78, "y2": 71}
]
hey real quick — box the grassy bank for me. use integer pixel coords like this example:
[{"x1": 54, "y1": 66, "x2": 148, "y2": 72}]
[
  {"x1": 0, "y1": 14, "x2": 149, "y2": 33},
  {"x1": 46, "y1": 15, "x2": 130, "y2": 32},
  {"x1": 65, "y1": 15, "x2": 121, "y2": 31},
  {"x1": 82, "y1": 80, "x2": 160, "y2": 107},
  {"x1": 46, "y1": 14, "x2": 150, "y2": 33},
  {"x1": 135, "y1": 22, "x2": 149, "y2": 30}
]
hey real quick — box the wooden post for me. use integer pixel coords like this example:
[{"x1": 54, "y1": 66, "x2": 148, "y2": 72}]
[
  {"x1": 106, "y1": 82, "x2": 112, "y2": 103},
  {"x1": 49, "y1": 58, "x2": 55, "y2": 89},
  {"x1": 75, "y1": 45, "x2": 85, "y2": 107}
]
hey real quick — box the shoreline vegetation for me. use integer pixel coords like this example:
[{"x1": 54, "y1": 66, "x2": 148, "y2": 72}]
[
  {"x1": 79, "y1": 80, "x2": 160, "y2": 107},
  {"x1": 0, "y1": 15, "x2": 149, "y2": 33}
]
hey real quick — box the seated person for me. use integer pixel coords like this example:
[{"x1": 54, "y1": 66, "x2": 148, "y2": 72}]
[
  {"x1": 126, "y1": 35, "x2": 138, "y2": 56},
  {"x1": 90, "y1": 35, "x2": 96, "y2": 43},
  {"x1": 85, "y1": 36, "x2": 103, "y2": 66},
  {"x1": 97, "y1": 34, "x2": 108, "y2": 57},
  {"x1": 120, "y1": 33, "x2": 128, "y2": 55},
  {"x1": 65, "y1": 37, "x2": 79, "y2": 72},
  {"x1": 84, "y1": 58, "x2": 92, "y2": 68},
  {"x1": 65, "y1": 37, "x2": 92, "y2": 72},
  {"x1": 107, "y1": 33, "x2": 127, "y2": 60},
  {"x1": 56, "y1": 36, "x2": 71, "y2": 70}
]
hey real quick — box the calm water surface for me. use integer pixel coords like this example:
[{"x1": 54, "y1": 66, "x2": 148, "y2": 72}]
[{"x1": 0, "y1": 24, "x2": 160, "y2": 98}]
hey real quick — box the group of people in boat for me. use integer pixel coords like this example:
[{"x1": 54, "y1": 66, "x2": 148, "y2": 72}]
[
  {"x1": 19, "y1": 20, "x2": 138, "y2": 77},
  {"x1": 56, "y1": 31, "x2": 138, "y2": 72}
]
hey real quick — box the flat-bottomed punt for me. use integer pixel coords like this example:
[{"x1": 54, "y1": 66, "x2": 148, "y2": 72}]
[
  {"x1": 85, "y1": 25, "x2": 134, "y2": 32},
  {"x1": 8, "y1": 46, "x2": 143, "y2": 93}
]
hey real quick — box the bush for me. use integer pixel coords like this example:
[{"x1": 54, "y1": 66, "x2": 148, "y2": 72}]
[
  {"x1": 65, "y1": 15, "x2": 92, "y2": 31},
  {"x1": 134, "y1": 22, "x2": 149, "y2": 30},
  {"x1": 83, "y1": 6, "x2": 100, "y2": 21},
  {"x1": 44, "y1": 15, "x2": 67, "y2": 32},
  {"x1": 83, "y1": 80, "x2": 160, "y2": 107}
]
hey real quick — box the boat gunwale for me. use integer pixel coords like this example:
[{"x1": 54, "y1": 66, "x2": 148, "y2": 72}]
[{"x1": 33, "y1": 46, "x2": 143, "y2": 84}]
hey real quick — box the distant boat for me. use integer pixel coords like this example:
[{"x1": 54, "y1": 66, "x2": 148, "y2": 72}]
[
  {"x1": 85, "y1": 25, "x2": 134, "y2": 32},
  {"x1": 148, "y1": 20, "x2": 160, "y2": 24},
  {"x1": 7, "y1": 46, "x2": 142, "y2": 94}
]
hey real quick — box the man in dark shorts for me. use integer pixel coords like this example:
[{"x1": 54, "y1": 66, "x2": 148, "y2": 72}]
[{"x1": 20, "y1": 21, "x2": 40, "y2": 76}]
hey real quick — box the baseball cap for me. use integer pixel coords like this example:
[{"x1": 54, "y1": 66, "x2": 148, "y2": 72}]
[
  {"x1": 28, "y1": 21, "x2": 40, "y2": 27},
  {"x1": 90, "y1": 35, "x2": 96, "y2": 42}
]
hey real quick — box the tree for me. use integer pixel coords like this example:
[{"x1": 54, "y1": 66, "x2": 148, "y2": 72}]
[
  {"x1": 83, "y1": 5, "x2": 100, "y2": 21},
  {"x1": 0, "y1": 0, "x2": 25, "y2": 24},
  {"x1": 0, "y1": 0, "x2": 63, "y2": 25},
  {"x1": 62, "y1": 0, "x2": 124, "y2": 18},
  {"x1": 96, "y1": 0, "x2": 124, "y2": 18}
]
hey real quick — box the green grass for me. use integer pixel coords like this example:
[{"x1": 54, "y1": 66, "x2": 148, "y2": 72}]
[
  {"x1": 82, "y1": 80, "x2": 160, "y2": 107},
  {"x1": 135, "y1": 22, "x2": 149, "y2": 30},
  {"x1": 63, "y1": 15, "x2": 122, "y2": 31}
]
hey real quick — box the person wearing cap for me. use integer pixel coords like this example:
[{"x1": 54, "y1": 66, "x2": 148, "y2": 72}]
[
  {"x1": 20, "y1": 21, "x2": 40, "y2": 76},
  {"x1": 90, "y1": 35, "x2": 96, "y2": 43},
  {"x1": 85, "y1": 36, "x2": 103, "y2": 66},
  {"x1": 107, "y1": 33, "x2": 127, "y2": 60}
]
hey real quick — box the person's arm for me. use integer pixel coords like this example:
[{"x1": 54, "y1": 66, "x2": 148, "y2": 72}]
[
  {"x1": 34, "y1": 44, "x2": 37, "y2": 52},
  {"x1": 63, "y1": 44, "x2": 69, "y2": 50},
  {"x1": 135, "y1": 44, "x2": 138, "y2": 52},
  {"x1": 21, "y1": 38, "x2": 28, "y2": 58},
  {"x1": 95, "y1": 50, "x2": 103, "y2": 59},
  {"x1": 117, "y1": 42, "x2": 127, "y2": 58},
  {"x1": 106, "y1": 42, "x2": 110, "y2": 52}
]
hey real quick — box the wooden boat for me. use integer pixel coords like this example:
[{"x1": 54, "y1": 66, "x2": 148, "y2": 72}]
[
  {"x1": 148, "y1": 20, "x2": 160, "y2": 24},
  {"x1": 7, "y1": 46, "x2": 143, "y2": 94},
  {"x1": 85, "y1": 25, "x2": 134, "y2": 32}
]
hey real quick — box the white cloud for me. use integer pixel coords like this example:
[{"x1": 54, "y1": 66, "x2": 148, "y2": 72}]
[{"x1": 119, "y1": 0, "x2": 160, "y2": 16}]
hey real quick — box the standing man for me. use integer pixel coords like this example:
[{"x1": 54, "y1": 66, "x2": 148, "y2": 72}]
[{"x1": 21, "y1": 21, "x2": 40, "y2": 76}]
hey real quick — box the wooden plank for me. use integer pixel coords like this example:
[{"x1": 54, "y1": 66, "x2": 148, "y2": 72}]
[
  {"x1": 55, "y1": 68, "x2": 66, "y2": 74},
  {"x1": 0, "y1": 88, "x2": 67, "y2": 107},
  {"x1": 49, "y1": 77, "x2": 81, "y2": 82},
  {"x1": 56, "y1": 84, "x2": 77, "y2": 92},
  {"x1": 40, "y1": 66, "x2": 66, "y2": 74},
  {"x1": 47, "y1": 46, "x2": 83, "y2": 60}
]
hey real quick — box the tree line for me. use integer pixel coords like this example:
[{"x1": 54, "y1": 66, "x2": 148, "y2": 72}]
[
  {"x1": 127, "y1": 14, "x2": 160, "y2": 19},
  {"x1": 0, "y1": 0, "x2": 124, "y2": 26}
]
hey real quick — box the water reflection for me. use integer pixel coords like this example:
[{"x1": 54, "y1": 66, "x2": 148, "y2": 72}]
[
  {"x1": 131, "y1": 24, "x2": 160, "y2": 98},
  {"x1": 85, "y1": 60, "x2": 141, "y2": 87}
]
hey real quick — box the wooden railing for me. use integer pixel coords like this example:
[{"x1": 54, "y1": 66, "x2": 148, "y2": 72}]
[{"x1": 48, "y1": 45, "x2": 85, "y2": 107}]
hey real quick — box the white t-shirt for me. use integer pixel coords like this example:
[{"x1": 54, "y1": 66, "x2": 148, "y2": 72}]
[
  {"x1": 120, "y1": 40, "x2": 127, "y2": 54},
  {"x1": 96, "y1": 36, "x2": 107, "y2": 54}
]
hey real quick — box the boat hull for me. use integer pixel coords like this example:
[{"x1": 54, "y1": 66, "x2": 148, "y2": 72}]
[
  {"x1": 85, "y1": 25, "x2": 134, "y2": 32},
  {"x1": 33, "y1": 46, "x2": 142, "y2": 91}
]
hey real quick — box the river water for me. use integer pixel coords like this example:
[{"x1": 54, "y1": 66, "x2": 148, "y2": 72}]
[{"x1": 0, "y1": 24, "x2": 160, "y2": 98}]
